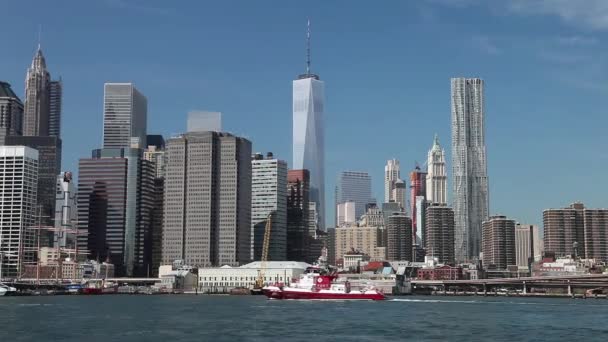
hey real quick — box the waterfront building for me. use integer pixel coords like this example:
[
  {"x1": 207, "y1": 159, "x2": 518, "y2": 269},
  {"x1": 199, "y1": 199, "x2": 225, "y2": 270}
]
[
  {"x1": 77, "y1": 148, "x2": 155, "y2": 276},
  {"x1": 54, "y1": 171, "x2": 77, "y2": 248},
  {"x1": 482, "y1": 215, "x2": 515, "y2": 270},
  {"x1": 0, "y1": 82, "x2": 24, "y2": 144},
  {"x1": 386, "y1": 213, "x2": 413, "y2": 261},
  {"x1": 143, "y1": 135, "x2": 166, "y2": 277},
  {"x1": 187, "y1": 111, "x2": 222, "y2": 132},
  {"x1": 424, "y1": 204, "x2": 455, "y2": 265},
  {"x1": 102, "y1": 83, "x2": 147, "y2": 149},
  {"x1": 384, "y1": 159, "x2": 400, "y2": 204},
  {"x1": 0, "y1": 146, "x2": 38, "y2": 278},
  {"x1": 335, "y1": 171, "x2": 372, "y2": 224},
  {"x1": 292, "y1": 21, "x2": 325, "y2": 230},
  {"x1": 198, "y1": 261, "x2": 310, "y2": 292},
  {"x1": 426, "y1": 134, "x2": 447, "y2": 204},
  {"x1": 162, "y1": 131, "x2": 252, "y2": 268},
  {"x1": 544, "y1": 203, "x2": 608, "y2": 261},
  {"x1": 337, "y1": 201, "x2": 356, "y2": 227},
  {"x1": 287, "y1": 169, "x2": 310, "y2": 261},
  {"x1": 6, "y1": 136, "x2": 61, "y2": 228},
  {"x1": 410, "y1": 166, "x2": 427, "y2": 244},
  {"x1": 451, "y1": 77, "x2": 489, "y2": 262},
  {"x1": 48, "y1": 79, "x2": 62, "y2": 138},
  {"x1": 417, "y1": 265, "x2": 463, "y2": 280},
  {"x1": 23, "y1": 46, "x2": 50, "y2": 136},
  {"x1": 251, "y1": 152, "x2": 288, "y2": 261},
  {"x1": 515, "y1": 224, "x2": 542, "y2": 270},
  {"x1": 334, "y1": 226, "x2": 386, "y2": 263}
]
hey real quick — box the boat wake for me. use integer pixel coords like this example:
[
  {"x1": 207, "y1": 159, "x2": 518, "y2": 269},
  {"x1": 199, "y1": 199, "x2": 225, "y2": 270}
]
[{"x1": 389, "y1": 298, "x2": 602, "y2": 306}]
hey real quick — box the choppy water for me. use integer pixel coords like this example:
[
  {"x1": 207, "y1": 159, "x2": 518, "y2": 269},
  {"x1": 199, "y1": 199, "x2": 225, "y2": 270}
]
[{"x1": 2, "y1": 295, "x2": 608, "y2": 341}]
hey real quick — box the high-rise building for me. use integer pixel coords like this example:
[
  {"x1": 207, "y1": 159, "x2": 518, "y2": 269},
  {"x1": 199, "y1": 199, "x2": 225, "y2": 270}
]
[
  {"x1": 48, "y1": 79, "x2": 62, "y2": 138},
  {"x1": 102, "y1": 83, "x2": 147, "y2": 149},
  {"x1": 54, "y1": 172, "x2": 77, "y2": 249},
  {"x1": 391, "y1": 179, "x2": 406, "y2": 211},
  {"x1": 293, "y1": 21, "x2": 325, "y2": 230},
  {"x1": 451, "y1": 77, "x2": 489, "y2": 262},
  {"x1": 308, "y1": 201, "x2": 318, "y2": 233},
  {"x1": 336, "y1": 201, "x2": 356, "y2": 227},
  {"x1": 386, "y1": 213, "x2": 413, "y2": 261},
  {"x1": 335, "y1": 171, "x2": 372, "y2": 223},
  {"x1": 544, "y1": 203, "x2": 608, "y2": 261},
  {"x1": 144, "y1": 134, "x2": 166, "y2": 178},
  {"x1": 334, "y1": 226, "x2": 386, "y2": 263},
  {"x1": 23, "y1": 46, "x2": 50, "y2": 136},
  {"x1": 162, "y1": 131, "x2": 252, "y2": 267},
  {"x1": 410, "y1": 166, "x2": 427, "y2": 244},
  {"x1": 251, "y1": 152, "x2": 287, "y2": 261},
  {"x1": 426, "y1": 134, "x2": 447, "y2": 205},
  {"x1": 0, "y1": 146, "x2": 38, "y2": 278},
  {"x1": 6, "y1": 136, "x2": 61, "y2": 228},
  {"x1": 482, "y1": 215, "x2": 515, "y2": 270},
  {"x1": 143, "y1": 135, "x2": 165, "y2": 276},
  {"x1": 187, "y1": 111, "x2": 222, "y2": 132},
  {"x1": 384, "y1": 159, "x2": 400, "y2": 204},
  {"x1": 425, "y1": 204, "x2": 455, "y2": 265},
  {"x1": 77, "y1": 148, "x2": 155, "y2": 276},
  {"x1": 515, "y1": 224, "x2": 541, "y2": 270},
  {"x1": 0, "y1": 82, "x2": 24, "y2": 144},
  {"x1": 359, "y1": 204, "x2": 384, "y2": 228},
  {"x1": 287, "y1": 169, "x2": 310, "y2": 261}
]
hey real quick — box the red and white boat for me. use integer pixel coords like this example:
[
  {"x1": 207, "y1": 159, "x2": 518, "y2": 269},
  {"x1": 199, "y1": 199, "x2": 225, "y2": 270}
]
[{"x1": 262, "y1": 266, "x2": 385, "y2": 301}]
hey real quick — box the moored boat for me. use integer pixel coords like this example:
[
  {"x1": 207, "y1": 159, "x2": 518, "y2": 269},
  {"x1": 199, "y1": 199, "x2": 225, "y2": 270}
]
[
  {"x1": 262, "y1": 267, "x2": 385, "y2": 301},
  {"x1": 0, "y1": 283, "x2": 17, "y2": 296}
]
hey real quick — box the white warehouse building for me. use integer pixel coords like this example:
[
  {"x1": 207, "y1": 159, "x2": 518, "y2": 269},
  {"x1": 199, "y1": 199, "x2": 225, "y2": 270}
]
[{"x1": 198, "y1": 261, "x2": 310, "y2": 293}]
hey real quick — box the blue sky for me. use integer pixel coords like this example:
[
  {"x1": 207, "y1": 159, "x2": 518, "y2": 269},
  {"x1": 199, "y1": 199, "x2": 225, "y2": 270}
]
[{"x1": 1, "y1": 0, "x2": 607, "y2": 227}]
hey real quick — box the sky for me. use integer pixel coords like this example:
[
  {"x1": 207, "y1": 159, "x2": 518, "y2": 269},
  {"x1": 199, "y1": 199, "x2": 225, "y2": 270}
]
[{"x1": 1, "y1": 0, "x2": 608, "y2": 228}]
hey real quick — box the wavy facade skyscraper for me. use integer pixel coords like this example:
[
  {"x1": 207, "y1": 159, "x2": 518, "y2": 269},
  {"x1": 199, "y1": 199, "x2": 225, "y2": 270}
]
[
  {"x1": 293, "y1": 20, "x2": 325, "y2": 230},
  {"x1": 451, "y1": 77, "x2": 489, "y2": 263}
]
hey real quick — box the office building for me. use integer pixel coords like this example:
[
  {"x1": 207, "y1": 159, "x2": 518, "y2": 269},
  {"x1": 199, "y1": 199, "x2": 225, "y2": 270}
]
[
  {"x1": 386, "y1": 213, "x2": 412, "y2": 261},
  {"x1": 359, "y1": 204, "x2": 384, "y2": 228},
  {"x1": 391, "y1": 179, "x2": 406, "y2": 211},
  {"x1": 0, "y1": 82, "x2": 24, "y2": 144},
  {"x1": 451, "y1": 77, "x2": 489, "y2": 262},
  {"x1": 77, "y1": 148, "x2": 155, "y2": 276},
  {"x1": 251, "y1": 152, "x2": 288, "y2": 261},
  {"x1": 102, "y1": 83, "x2": 147, "y2": 149},
  {"x1": 144, "y1": 135, "x2": 166, "y2": 178},
  {"x1": 162, "y1": 131, "x2": 252, "y2": 267},
  {"x1": 515, "y1": 224, "x2": 541, "y2": 270},
  {"x1": 410, "y1": 166, "x2": 427, "y2": 244},
  {"x1": 5, "y1": 136, "x2": 61, "y2": 228},
  {"x1": 287, "y1": 169, "x2": 310, "y2": 261},
  {"x1": 23, "y1": 46, "x2": 50, "y2": 136},
  {"x1": 187, "y1": 111, "x2": 222, "y2": 132},
  {"x1": 426, "y1": 134, "x2": 447, "y2": 204},
  {"x1": 336, "y1": 201, "x2": 356, "y2": 227},
  {"x1": 482, "y1": 216, "x2": 515, "y2": 270},
  {"x1": 384, "y1": 159, "x2": 401, "y2": 204},
  {"x1": 48, "y1": 79, "x2": 62, "y2": 138},
  {"x1": 0, "y1": 146, "x2": 38, "y2": 278},
  {"x1": 54, "y1": 171, "x2": 77, "y2": 248},
  {"x1": 143, "y1": 135, "x2": 166, "y2": 276},
  {"x1": 425, "y1": 204, "x2": 455, "y2": 265},
  {"x1": 582, "y1": 209, "x2": 608, "y2": 261},
  {"x1": 335, "y1": 171, "x2": 372, "y2": 223},
  {"x1": 293, "y1": 21, "x2": 325, "y2": 229},
  {"x1": 308, "y1": 201, "x2": 318, "y2": 233},
  {"x1": 334, "y1": 226, "x2": 386, "y2": 263}
]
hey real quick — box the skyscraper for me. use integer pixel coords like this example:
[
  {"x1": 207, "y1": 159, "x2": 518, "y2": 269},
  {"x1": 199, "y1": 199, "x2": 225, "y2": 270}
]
[
  {"x1": 482, "y1": 215, "x2": 515, "y2": 270},
  {"x1": 410, "y1": 166, "x2": 427, "y2": 244},
  {"x1": 391, "y1": 179, "x2": 406, "y2": 211},
  {"x1": 251, "y1": 152, "x2": 287, "y2": 261},
  {"x1": 386, "y1": 213, "x2": 413, "y2": 261},
  {"x1": 293, "y1": 20, "x2": 325, "y2": 230},
  {"x1": 23, "y1": 46, "x2": 50, "y2": 136},
  {"x1": 335, "y1": 171, "x2": 372, "y2": 224},
  {"x1": 384, "y1": 159, "x2": 401, "y2": 204},
  {"x1": 102, "y1": 83, "x2": 147, "y2": 149},
  {"x1": 162, "y1": 131, "x2": 252, "y2": 267},
  {"x1": 0, "y1": 82, "x2": 24, "y2": 144},
  {"x1": 48, "y1": 79, "x2": 62, "y2": 138},
  {"x1": 0, "y1": 146, "x2": 38, "y2": 278},
  {"x1": 336, "y1": 201, "x2": 356, "y2": 227},
  {"x1": 425, "y1": 204, "x2": 455, "y2": 265},
  {"x1": 451, "y1": 77, "x2": 489, "y2": 262},
  {"x1": 54, "y1": 172, "x2": 77, "y2": 249},
  {"x1": 426, "y1": 134, "x2": 447, "y2": 205},
  {"x1": 143, "y1": 135, "x2": 166, "y2": 276},
  {"x1": 515, "y1": 224, "x2": 541, "y2": 270},
  {"x1": 287, "y1": 169, "x2": 310, "y2": 261}
]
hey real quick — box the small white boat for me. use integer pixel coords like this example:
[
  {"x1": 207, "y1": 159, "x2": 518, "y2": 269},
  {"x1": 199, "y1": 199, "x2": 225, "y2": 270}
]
[{"x1": 0, "y1": 283, "x2": 17, "y2": 296}]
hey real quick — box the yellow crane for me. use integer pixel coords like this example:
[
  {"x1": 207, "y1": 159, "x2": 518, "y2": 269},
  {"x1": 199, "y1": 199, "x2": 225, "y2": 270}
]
[{"x1": 255, "y1": 212, "x2": 273, "y2": 289}]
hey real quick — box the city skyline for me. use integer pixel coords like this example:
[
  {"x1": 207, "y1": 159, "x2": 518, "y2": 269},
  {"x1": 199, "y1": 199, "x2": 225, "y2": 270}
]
[{"x1": 1, "y1": 2, "x2": 608, "y2": 228}]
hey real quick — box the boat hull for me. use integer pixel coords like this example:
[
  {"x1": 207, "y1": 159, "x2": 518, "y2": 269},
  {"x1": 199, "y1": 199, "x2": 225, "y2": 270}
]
[{"x1": 264, "y1": 289, "x2": 385, "y2": 301}]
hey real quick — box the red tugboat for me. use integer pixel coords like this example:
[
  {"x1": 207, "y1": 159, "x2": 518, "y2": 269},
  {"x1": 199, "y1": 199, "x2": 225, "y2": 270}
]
[{"x1": 262, "y1": 266, "x2": 385, "y2": 301}]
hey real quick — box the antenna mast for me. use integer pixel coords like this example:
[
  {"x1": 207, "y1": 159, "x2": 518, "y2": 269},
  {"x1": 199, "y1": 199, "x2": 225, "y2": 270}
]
[{"x1": 306, "y1": 18, "x2": 311, "y2": 75}]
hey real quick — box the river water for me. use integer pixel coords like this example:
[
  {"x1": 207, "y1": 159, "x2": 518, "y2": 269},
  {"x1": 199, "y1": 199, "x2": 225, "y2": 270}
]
[{"x1": 2, "y1": 295, "x2": 607, "y2": 341}]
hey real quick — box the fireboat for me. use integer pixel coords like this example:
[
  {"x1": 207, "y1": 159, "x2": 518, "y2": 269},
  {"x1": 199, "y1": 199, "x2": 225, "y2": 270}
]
[{"x1": 262, "y1": 266, "x2": 386, "y2": 301}]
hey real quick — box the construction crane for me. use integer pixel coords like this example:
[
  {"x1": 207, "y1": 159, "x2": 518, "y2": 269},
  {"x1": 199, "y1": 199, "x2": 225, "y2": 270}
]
[{"x1": 255, "y1": 213, "x2": 273, "y2": 289}]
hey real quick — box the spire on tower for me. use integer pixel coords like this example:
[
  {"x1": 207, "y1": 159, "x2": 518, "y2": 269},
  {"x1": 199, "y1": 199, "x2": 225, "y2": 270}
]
[
  {"x1": 306, "y1": 18, "x2": 311, "y2": 75},
  {"x1": 37, "y1": 24, "x2": 42, "y2": 50}
]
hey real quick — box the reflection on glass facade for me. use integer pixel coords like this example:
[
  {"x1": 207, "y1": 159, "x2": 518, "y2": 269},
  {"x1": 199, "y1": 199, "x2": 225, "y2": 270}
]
[
  {"x1": 293, "y1": 75, "x2": 324, "y2": 230},
  {"x1": 103, "y1": 83, "x2": 147, "y2": 149},
  {"x1": 451, "y1": 78, "x2": 489, "y2": 263}
]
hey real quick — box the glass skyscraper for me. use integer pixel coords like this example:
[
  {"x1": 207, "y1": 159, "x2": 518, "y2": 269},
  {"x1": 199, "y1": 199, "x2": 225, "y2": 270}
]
[
  {"x1": 451, "y1": 77, "x2": 489, "y2": 263},
  {"x1": 102, "y1": 83, "x2": 147, "y2": 149},
  {"x1": 335, "y1": 171, "x2": 372, "y2": 224}
]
